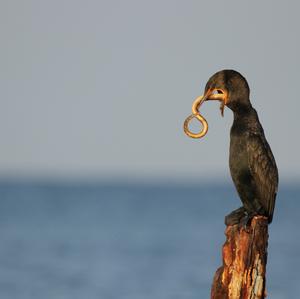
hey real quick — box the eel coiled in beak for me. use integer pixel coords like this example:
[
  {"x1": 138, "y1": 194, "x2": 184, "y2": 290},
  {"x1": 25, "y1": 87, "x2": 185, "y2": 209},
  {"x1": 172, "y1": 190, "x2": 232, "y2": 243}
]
[{"x1": 183, "y1": 89, "x2": 228, "y2": 139}]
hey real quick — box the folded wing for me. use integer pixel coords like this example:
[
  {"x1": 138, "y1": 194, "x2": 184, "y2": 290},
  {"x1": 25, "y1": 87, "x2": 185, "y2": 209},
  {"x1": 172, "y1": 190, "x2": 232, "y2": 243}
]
[{"x1": 247, "y1": 132, "x2": 278, "y2": 222}]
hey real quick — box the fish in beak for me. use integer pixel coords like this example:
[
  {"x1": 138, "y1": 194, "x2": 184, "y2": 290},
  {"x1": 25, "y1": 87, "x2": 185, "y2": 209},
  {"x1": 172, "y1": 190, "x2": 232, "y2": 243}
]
[{"x1": 183, "y1": 89, "x2": 228, "y2": 139}]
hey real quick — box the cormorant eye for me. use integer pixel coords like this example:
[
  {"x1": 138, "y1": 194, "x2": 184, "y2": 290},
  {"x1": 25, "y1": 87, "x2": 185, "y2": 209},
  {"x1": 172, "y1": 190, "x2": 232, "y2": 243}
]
[{"x1": 211, "y1": 89, "x2": 224, "y2": 95}]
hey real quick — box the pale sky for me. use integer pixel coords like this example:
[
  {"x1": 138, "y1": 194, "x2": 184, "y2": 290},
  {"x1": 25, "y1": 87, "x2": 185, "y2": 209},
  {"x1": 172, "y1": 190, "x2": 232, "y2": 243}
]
[{"x1": 1, "y1": 0, "x2": 299, "y2": 182}]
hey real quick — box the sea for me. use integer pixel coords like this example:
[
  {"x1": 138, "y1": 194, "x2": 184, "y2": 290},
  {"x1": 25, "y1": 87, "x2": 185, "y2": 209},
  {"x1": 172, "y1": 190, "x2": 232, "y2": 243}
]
[{"x1": 0, "y1": 180, "x2": 299, "y2": 299}]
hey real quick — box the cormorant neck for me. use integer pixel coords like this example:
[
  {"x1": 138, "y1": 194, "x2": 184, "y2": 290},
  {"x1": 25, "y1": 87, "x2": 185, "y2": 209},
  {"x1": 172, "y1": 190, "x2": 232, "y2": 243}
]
[{"x1": 229, "y1": 97, "x2": 253, "y2": 119}]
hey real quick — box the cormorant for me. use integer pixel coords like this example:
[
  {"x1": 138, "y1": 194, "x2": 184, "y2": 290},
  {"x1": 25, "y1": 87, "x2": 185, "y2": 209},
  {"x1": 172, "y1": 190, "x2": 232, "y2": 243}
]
[{"x1": 186, "y1": 70, "x2": 278, "y2": 225}]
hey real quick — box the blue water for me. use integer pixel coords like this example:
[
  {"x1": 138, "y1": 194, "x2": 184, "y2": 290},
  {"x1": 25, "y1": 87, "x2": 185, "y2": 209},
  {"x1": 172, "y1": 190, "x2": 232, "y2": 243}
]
[{"x1": 0, "y1": 181, "x2": 299, "y2": 299}]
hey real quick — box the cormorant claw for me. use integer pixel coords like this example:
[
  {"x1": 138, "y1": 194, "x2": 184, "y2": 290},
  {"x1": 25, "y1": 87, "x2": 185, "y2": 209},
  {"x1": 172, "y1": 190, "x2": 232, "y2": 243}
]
[
  {"x1": 238, "y1": 212, "x2": 254, "y2": 231},
  {"x1": 225, "y1": 207, "x2": 247, "y2": 226}
]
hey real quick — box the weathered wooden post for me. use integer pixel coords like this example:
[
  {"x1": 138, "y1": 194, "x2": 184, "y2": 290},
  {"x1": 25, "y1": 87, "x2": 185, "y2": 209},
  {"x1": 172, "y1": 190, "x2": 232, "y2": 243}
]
[{"x1": 211, "y1": 216, "x2": 269, "y2": 299}]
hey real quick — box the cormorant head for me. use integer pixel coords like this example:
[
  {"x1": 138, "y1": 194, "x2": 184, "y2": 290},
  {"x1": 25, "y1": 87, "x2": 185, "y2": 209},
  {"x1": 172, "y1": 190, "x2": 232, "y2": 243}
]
[
  {"x1": 201, "y1": 69, "x2": 251, "y2": 116},
  {"x1": 184, "y1": 70, "x2": 252, "y2": 138}
]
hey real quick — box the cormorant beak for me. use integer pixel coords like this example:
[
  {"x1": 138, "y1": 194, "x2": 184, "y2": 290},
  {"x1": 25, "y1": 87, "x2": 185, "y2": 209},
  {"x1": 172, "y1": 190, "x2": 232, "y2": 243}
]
[{"x1": 192, "y1": 88, "x2": 228, "y2": 117}]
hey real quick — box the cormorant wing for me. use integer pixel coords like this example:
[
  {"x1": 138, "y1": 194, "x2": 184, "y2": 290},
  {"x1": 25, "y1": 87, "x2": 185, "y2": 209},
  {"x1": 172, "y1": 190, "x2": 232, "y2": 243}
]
[{"x1": 247, "y1": 132, "x2": 278, "y2": 222}]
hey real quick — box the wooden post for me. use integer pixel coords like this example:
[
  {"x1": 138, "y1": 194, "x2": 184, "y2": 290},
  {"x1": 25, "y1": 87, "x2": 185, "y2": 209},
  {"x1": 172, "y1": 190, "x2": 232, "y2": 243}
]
[{"x1": 211, "y1": 216, "x2": 269, "y2": 299}]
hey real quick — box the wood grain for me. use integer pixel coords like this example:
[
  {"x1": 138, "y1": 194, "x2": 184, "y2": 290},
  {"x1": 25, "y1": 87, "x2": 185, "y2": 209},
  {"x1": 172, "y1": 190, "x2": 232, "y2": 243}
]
[{"x1": 211, "y1": 216, "x2": 269, "y2": 299}]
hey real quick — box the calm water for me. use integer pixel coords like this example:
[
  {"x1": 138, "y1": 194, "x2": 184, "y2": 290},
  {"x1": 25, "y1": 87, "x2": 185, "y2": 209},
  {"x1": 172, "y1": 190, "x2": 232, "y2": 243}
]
[{"x1": 0, "y1": 181, "x2": 299, "y2": 299}]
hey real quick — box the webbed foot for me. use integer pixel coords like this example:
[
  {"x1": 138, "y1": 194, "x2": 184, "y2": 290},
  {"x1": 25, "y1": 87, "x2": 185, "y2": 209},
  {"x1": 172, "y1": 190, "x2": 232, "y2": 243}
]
[
  {"x1": 238, "y1": 211, "x2": 257, "y2": 231},
  {"x1": 225, "y1": 207, "x2": 247, "y2": 226}
]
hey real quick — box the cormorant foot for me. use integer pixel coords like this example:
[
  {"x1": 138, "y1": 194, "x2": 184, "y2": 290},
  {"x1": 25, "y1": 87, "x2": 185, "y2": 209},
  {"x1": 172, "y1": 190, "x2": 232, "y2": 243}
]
[
  {"x1": 239, "y1": 212, "x2": 255, "y2": 230},
  {"x1": 225, "y1": 207, "x2": 247, "y2": 226}
]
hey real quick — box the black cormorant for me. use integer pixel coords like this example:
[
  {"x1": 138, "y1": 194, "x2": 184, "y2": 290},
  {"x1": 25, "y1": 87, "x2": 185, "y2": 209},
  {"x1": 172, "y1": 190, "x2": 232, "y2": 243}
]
[{"x1": 187, "y1": 70, "x2": 279, "y2": 225}]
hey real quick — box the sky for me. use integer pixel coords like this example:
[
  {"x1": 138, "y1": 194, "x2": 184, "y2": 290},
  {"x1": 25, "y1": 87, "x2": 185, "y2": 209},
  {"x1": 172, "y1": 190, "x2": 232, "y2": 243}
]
[{"x1": 1, "y1": 0, "x2": 299, "y2": 183}]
